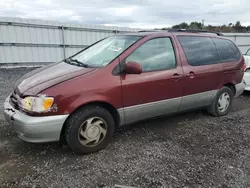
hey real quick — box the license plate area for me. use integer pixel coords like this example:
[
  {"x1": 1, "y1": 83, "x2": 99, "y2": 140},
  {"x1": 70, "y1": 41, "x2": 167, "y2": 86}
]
[{"x1": 5, "y1": 110, "x2": 15, "y2": 125}]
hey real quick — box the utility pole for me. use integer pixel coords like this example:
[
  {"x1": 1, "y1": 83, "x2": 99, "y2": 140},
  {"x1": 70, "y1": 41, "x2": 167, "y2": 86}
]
[{"x1": 202, "y1": 19, "x2": 205, "y2": 29}]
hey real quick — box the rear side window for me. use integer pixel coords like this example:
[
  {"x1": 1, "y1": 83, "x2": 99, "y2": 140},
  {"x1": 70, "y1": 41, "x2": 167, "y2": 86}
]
[
  {"x1": 212, "y1": 38, "x2": 241, "y2": 62},
  {"x1": 177, "y1": 36, "x2": 220, "y2": 66}
]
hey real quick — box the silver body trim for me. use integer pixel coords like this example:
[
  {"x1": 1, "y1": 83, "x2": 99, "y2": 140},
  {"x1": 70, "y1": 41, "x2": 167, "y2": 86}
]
[
  {"x1": 123, "y1": 97, "x2": 182, "y2": 124},
  {"x1": 4, "y1": 96, "x2": 69, "y2": 143},
  {"x1": 118, "y1": 90, "x2": 217, "y2": 125},
  {"x1": 179, "y1": 90, "x2": 217, "y2": 111},
  {"x1": 117, "y1": 108, "x2": 125, "y2": 125},
  {"x1": 118, "y1": 83, "x2": 245, "y2": 125}
]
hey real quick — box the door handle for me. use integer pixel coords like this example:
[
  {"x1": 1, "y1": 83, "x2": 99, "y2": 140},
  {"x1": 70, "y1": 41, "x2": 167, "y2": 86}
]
[
  {"x1": 172, "y1": 73, "x2": 181, "y2": 80},
  {"x1": 186, "y1": 71, "x2": 195, "y2": 79}
]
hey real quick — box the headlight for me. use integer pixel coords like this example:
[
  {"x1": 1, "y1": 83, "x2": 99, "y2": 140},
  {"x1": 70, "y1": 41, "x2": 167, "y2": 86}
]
[{"x1": 21, "y1": 95, "x2": 54, "y2": 113}]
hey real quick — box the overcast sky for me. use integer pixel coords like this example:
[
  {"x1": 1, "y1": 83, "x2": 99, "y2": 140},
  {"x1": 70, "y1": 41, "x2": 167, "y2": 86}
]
[{"x1": 1, "y1": 0, "x2": 250, "y2": 29}]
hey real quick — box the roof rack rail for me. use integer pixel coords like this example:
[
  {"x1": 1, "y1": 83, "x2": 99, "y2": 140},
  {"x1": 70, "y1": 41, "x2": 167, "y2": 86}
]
[
  {"x1": 137, "y1": 29, "x2": 162, "y2": 32},
  {"x1": 167, "y1": 29, "x2": 224, "y2": 36},
  {"x1": 136, "y1": 28, "x2": 224, "y2": 36}
]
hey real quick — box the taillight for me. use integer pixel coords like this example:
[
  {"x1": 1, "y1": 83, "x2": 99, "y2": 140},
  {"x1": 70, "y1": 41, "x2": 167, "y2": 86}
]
[{"x1": 242, "y1": 62, "x2": 247, "y2": 71}]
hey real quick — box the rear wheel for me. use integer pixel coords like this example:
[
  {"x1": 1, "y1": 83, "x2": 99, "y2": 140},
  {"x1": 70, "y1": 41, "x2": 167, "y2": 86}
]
[
  {"x1": 207, "y1": 87, "x2": 233, "y2": 117},
  {"x1": 64, "y1": 105, "x2": 115, "y2": 154}
]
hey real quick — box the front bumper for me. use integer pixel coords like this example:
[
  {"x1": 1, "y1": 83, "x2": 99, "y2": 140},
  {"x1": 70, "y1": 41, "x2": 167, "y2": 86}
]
[
  {"x1": 3, "y1": 95, "x2": 69, "y2": 143},
  {"x1": 243, "y1": 72, "x2": 250, "y2": 91}
]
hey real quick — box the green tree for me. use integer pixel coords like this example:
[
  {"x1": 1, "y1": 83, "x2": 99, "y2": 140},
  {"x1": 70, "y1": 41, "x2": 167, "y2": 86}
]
[
  {"x1": 233, "y1": 21, "x2": 242, "y2": 32},
  {"x1": 247, "y1": 26, "x2": 250, "y2": 32},
  {"x1": 189, "y1": 22, "x2": 202, "y2": 29},
  {"x1": 166, "y1": 20, "x2": 248, "y2": 33},
  {"x1": 172, "y1": 22, "x2": 189, "y2": 29}
]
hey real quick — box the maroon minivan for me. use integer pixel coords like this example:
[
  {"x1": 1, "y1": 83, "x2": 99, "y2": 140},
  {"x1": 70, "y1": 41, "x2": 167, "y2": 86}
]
[{"x1": 4, "y1": 30, "x2": 246, "y2": 154}]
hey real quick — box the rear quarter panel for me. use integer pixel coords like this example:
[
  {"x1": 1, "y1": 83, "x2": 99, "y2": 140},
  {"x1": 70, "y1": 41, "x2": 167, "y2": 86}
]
[
  {"x1": 211, "y1": 36, "x2": 245, "y2": 86},
  {"x1": 221, "y1": 57, "x2": 245, "y2": 86}
]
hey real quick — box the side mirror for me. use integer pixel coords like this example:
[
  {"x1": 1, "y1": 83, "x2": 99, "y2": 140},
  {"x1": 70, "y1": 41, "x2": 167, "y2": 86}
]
[{"x1": 124, "y1": 61, "x2": 142, "y2": 74}]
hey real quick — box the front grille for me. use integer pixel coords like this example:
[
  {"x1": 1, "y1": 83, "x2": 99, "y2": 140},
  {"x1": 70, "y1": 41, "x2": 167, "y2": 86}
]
[{"x1": 10, "y1": 90, "x2": 21, "y2": 110}]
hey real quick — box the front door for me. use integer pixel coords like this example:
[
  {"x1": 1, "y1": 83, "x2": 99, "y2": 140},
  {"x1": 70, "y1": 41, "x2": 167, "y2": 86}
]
[
  {"x1": 174, "y1": 35, "x2": 223, "y2": 111},
  {"x1": 120, "y1": 36, "x2": 184, "y2": 124}
]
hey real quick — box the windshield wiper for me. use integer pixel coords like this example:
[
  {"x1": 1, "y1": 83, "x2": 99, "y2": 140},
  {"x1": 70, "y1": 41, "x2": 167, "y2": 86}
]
[{"x1": 65, "y1": 58, "x2": 89, "y2": 68}]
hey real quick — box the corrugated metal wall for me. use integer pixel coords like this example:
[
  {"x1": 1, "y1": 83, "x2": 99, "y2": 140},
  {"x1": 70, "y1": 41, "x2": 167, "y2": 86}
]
[
  {"x1": 223, "y1": 33, "x2": 250, "y2": 54},
  {"x1": 0, "y1": 17, "x2": 139, "y2": 68},
  {"x1": 1, "y1": 17, "x2": 250, "y2": 68}
]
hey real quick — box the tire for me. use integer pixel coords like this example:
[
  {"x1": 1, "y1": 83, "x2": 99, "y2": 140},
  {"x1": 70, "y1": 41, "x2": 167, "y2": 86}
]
[
  {"x1": 207, "y1": 86, "x2": 233, "y2": 117},
  {"x1": 64, "y1": 105, "x2": 115, "y2": 154}
]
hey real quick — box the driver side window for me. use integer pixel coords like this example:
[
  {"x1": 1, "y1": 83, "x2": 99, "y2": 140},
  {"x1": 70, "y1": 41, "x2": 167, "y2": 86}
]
[{"x1": 125, "y1": 37, "x2": 176, "y2": 72}]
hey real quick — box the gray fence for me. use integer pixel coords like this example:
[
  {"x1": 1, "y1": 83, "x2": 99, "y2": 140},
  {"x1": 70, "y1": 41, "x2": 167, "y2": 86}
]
[
  {"x1": 0, "y1": 17, "x2": 139, "y2": 68},
  {"x1": 1, "y1": 17, "x2": 250, "y2": 68},
  {"x1": 222, "y1": 33, "x2": 250, "y2": 54}
]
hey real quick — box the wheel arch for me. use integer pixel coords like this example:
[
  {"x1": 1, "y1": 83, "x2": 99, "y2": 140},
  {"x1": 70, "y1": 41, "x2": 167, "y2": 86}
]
[
  {"x1": 60, "y1": 101, "x2": 121, "y2": 142},
  {"x1": 223, "y1": 83, "x2": 236, "y2": 96}
]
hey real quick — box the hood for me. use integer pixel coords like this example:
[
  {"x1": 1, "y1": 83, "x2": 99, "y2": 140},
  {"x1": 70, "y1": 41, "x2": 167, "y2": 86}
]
[{"x1": 15, "y1": 61, "x2": 96, "y2": 96}]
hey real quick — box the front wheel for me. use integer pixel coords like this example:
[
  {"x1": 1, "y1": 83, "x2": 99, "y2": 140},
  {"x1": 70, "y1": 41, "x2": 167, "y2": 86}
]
[
  {"x1": 207, "y1": 87, "x2": 233, "y2": 117},
  {"x1": 64, "y1": 105, "x2": 115, "y2": 154}
]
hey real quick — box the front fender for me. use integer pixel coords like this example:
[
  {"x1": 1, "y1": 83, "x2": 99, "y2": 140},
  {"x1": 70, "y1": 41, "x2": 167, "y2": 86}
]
[{"x1": 63, "y1": 93, "x2": 121, "y2": 115}]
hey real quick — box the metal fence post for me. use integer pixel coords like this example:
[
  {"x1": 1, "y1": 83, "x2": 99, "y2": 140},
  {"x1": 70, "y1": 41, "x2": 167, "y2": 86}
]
[{"x1": 61, "y1": 25, "x2": 66, "y2": 59}]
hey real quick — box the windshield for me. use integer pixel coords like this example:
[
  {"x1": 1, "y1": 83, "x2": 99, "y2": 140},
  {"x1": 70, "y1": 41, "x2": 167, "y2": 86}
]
[{"x1": 69, "y1": 35, "x2": 142, "y2": 67}]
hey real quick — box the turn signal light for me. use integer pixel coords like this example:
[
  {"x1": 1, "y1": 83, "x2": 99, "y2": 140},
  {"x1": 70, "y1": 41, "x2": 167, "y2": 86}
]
[{"x1": 242, "y1": 62, "x2": 247, "y2": 71}]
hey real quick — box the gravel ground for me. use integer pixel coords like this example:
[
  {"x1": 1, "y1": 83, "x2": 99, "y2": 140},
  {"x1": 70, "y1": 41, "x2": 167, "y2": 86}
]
[{"x1": 1, "y1": 68, "x2": 250, "y2": 188}]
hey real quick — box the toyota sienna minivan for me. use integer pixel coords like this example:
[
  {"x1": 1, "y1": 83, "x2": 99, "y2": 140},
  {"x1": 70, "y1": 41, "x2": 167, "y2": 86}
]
[{"x1": 4, "y1": 30, "x2": 246, "y2": 154}]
